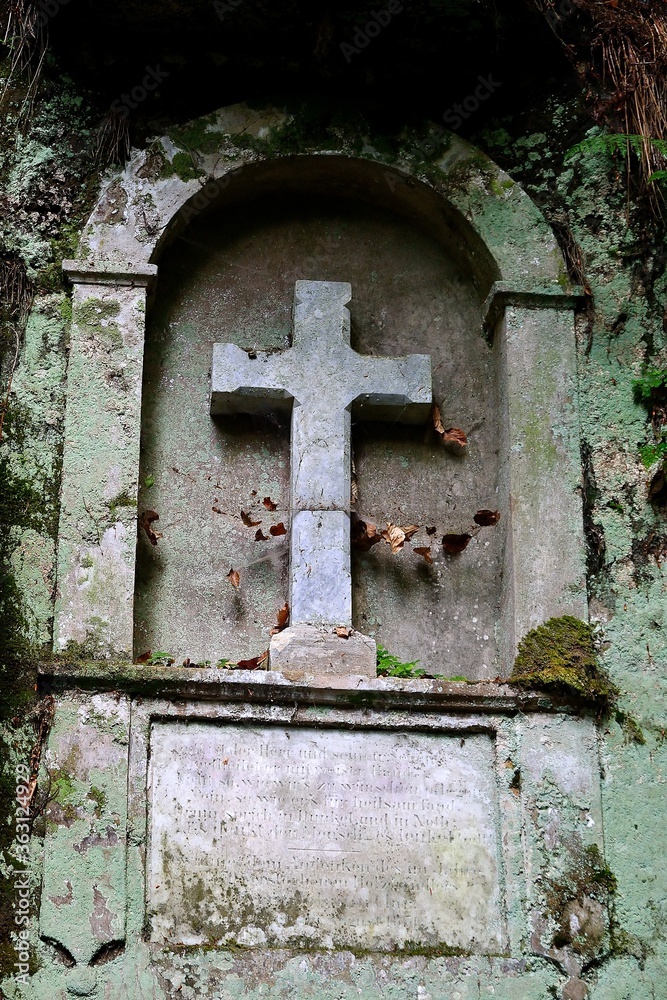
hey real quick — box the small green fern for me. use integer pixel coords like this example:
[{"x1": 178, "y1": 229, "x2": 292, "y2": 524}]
[
  {"x1": 633, "y1": 367, "x2": 667, "y2": 404},
  {"x1": 376, "y1": 645, "x2": 425, "y2": 678},
  {"x1": 566, "y1": 133, "x2": 667, "y2": 166}
]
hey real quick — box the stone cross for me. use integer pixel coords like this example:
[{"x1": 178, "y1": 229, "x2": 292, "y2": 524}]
[{"x1": 211, "y1": 280, "x2": 432, "y2": 673}]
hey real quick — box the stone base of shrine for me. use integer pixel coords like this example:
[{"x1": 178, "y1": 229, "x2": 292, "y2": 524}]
[{"x1": 269, "y1": 623, "x2": 376, "y2": 676}]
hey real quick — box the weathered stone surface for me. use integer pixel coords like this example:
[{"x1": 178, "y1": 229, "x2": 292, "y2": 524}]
[
  {"x1": 148, "y1": 722, "x2": 504, "y2": 952},
  {"x1": 211, "y1": 280, "x2": 432, "y2": 631},
  {"x1": 269, "y1": 623, "x2": 376, "y2": 675},
  {"x1": 39, "y1": 694, "x2": 129, "y2": 965},
  {"x1": 55, "y1": 273, "x2": 153, "y2": 658}
]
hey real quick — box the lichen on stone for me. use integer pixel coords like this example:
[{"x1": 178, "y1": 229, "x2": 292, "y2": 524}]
[
  {"x1": 510, "y1": 615, "x2": 618, "y2": 706},
  {"x1": 546, "y1": 844, "x2": 616, "y2": 959}
]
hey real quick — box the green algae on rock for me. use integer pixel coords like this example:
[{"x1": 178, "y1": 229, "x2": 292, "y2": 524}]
[{"x1": 510, "y1": 615, "x2": 618, "y2": 707}]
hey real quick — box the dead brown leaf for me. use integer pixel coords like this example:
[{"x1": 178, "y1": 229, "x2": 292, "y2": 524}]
[
  {"x1": 241, "y1": 510, "x2": 262, "y2": 527},
  {"x1": 276, "y1": 602, "x2": 289, "y2": 628},
  {"x1": 263, "y1": 496, "x2": 278, "y2": 511},
  {"x1": 426, "y1": 525, "x2": 437, "y2": 536},
  {"x1": 235, "y1": 649, "x2": 269, "y2": 670},
  {"x1": 139, "y1": 510, "x2": 163, "y2": 546},
  {"x1": 414, "y1": 546, "x2": 433, "y2": 564},
  {"x1": 442, "y1": 427, "x2": 468, "y2": 453},
  {"x1": 335, "y1": 626, "x2": 352, "y2": 638},
  {"x1": 255, "y1": 528, "x2": 269, "y2": 541},
  {"x1": 270, "y1": 602, "x2": 290, "y2": 635},
  {"x1": 474, "y1": 509, "x2": 501, "y2": 527},
  {"x1": 442, "y1": 533, "x2": 472, "y2": 554},
  {"x1": 351, "y1": 516, "x2": 383, "y2": 552},
  {"x1": 270, "y1": 522, "x2": 287, "y2": 536},
  {"x1": 227, "y1": 567, "x2": 240, "y2": 589},
  {"x1": 136, "y1": 650, "x2": 151, "y2": 663},
  {"x1": 382, "y1": 522, "x2": 406, "y2": 554},
  {"x1": 402, "y1": 524, "x2": 420, "y2": 541},
  {"x1": 432, "y1": 406, "x2": 468, "y2": 453}
]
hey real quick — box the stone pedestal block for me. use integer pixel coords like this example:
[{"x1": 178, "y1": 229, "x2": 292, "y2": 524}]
[{"x1": 269, "y1": 623, "x2": 376, "y2": 675}]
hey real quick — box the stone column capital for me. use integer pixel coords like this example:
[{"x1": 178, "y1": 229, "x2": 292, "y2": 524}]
[{"x1": 63, "y1": 258, "x2": 158, "y2": 288}]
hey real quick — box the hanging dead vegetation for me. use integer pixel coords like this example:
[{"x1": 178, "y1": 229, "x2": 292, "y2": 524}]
[
  {"x1": 534, "y1": 0, "x2": 667, "y2": 202},
  {"x1": 0, "y1": 0, "x2": 48, "y2": 118},
  {"x1": 95, "y1": 109, "x2": 131, "y2": 167}
]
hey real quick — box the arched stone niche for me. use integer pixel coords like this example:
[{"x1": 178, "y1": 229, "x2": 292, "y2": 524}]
[{"x1": 57, "y1": 103, "x2": 587, "y2": 674}]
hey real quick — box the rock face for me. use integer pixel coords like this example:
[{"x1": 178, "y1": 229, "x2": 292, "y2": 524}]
[{"x1": 9, "y1": 88, "x2": 662, "y2": 1000}]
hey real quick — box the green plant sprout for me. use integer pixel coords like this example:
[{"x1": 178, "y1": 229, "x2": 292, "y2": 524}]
[
  {"x1": 376, "y1": 645, "x2": 425, "y2": 678},
  {"x1": 146, "y1": 651, "x2": 174, "y2": 665}
]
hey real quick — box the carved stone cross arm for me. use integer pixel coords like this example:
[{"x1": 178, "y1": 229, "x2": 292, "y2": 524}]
[{"x1": 211, "y1": 280, "x2": 432, "y2": 674}]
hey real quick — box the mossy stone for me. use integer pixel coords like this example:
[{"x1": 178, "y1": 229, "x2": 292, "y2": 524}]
[{"x1": 511, "y1": 615, "x2": 618, "y2": 706}]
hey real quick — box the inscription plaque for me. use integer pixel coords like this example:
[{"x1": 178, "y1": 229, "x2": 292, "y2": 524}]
[{"x1": 148, "y1": 723, "x2": 504, "y2": 952}]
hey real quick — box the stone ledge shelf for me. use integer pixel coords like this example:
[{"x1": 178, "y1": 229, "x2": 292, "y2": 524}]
[{"x1": 39, "y1": 661, "x2": 597, "y2": 716}]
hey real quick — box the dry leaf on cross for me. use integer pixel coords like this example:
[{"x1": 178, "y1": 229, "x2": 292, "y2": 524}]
[
  {"x1": 226, "y1": 567, "x2": 240, "y2": 589},
  {"x1": 241, "y1": 510, "x2": 262, "y2": 527}
]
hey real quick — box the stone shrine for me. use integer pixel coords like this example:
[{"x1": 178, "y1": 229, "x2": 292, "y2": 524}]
[{"x1": 33, "y1": 104, "x2": 604, "y2": 1000}]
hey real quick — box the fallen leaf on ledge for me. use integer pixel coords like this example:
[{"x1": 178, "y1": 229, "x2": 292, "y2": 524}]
[
  {"x1": 270, "y1": 522, "x2": 287, "y2": 536},
  {"x1": 241, "y1": 510, "x2": 262, "y2": 527},
  {"x1": 226, "y1": 567, "x2": 240, "y2": 589},
  {"x1": 335, "y1": 626, "x2": 352, "y2": 638},
  {"x1": 263, "y1": 496, "x2": 278, "y2": 511},
  {"x1": 255, "y1": 528, "x2": 269, "y2": 541},
  {"x1": 235, "y1": 649, "x2": 269, "y2": 670}
]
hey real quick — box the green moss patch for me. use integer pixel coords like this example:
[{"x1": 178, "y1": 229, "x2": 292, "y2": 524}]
[{"x1": 510, "y1": 615, "x2": 618, "y2": 707}]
